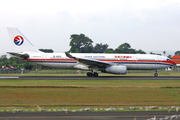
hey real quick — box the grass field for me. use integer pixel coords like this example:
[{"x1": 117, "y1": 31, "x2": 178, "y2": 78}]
[
  {"x1": 0, "y1": 80, "x2": 180, "y2": 88},
  {"x1": 0, "y1": 78, "x2": 180, "y2": 108},
  {"x1": 0, "y1": 87, "x2": 180, "y2": 107}
]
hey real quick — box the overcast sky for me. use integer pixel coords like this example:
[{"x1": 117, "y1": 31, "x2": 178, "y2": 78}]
[{"x1": 0, "y1": 0, "x2": 180, "y2": 56}]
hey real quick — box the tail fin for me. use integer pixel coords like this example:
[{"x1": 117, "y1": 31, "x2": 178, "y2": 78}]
[{"x1": 7, "y1": 27, "x2": 40, "y2": 52}]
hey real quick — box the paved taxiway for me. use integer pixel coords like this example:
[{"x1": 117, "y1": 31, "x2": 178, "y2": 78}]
[
  {"x1": 0, "y1": 111, "x2": 179, "y2": 120},
  {"x1": 0, "y1": 76, "x2": 180, "y2": 80}
]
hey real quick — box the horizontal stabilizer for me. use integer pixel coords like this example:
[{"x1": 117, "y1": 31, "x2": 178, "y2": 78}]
[{"x1": 7, "y1": 52, "x2": 29, "y2": 59}]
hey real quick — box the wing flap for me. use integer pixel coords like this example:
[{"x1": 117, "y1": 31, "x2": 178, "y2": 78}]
[
  {"x1": 78, "y1": 58, "x2": 111, "y2": 67},
  {"x1": 65, "y1": 52, "x2": 112, "y2": 67}
]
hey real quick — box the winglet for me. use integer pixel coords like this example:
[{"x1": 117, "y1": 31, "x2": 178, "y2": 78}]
[{"x1": 65, "y1": 52, "x2": 76, "y2": 59}]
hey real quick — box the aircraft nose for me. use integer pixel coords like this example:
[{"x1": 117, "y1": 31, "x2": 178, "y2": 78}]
[{"x1": 171, "y1": 60, "x2": 176, "y2": 65}]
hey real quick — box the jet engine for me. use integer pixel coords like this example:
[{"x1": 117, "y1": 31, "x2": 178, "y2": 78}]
[{"x1": 104, "y1": 65, "x2": 127, "y2": 74}]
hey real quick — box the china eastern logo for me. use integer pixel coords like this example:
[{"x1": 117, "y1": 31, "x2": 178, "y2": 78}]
[{"x1": 14, "y1": 35, "x2": 24, "y2": 46}]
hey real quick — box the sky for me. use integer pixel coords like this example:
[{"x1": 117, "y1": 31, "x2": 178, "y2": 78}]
[{"x1": 0, "y1": 0, "x2": 180, "y2": 56}]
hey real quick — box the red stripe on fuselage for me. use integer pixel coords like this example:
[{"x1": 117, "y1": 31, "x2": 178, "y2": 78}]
[
  {"x1": 25, "y1": 58, "x2": 175, "y2": 65},
  {"x1": 26, "y1": 59, "x2": 77, "y2": 61}
]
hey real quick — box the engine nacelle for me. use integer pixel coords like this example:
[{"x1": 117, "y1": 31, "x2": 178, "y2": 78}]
[{"x1": 104, "y1": 65, "x2": 127, "y2": 74}]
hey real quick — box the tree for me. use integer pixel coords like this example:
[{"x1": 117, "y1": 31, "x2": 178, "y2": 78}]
[
  {"x1": 150, "y1": 52, "x2": 154, "y2": 54},
  {"x1": 8, "y1": 57, "x2": 23, "y2": 69},
  {"x1": 105, "y1": 48, "x2": 114, "y2": 53},
  {"x1": 0, "y1": 55, "x2": 7, "y2": 60},
  {"x1": 93, "y1": 43, "x2": 108, "y2": 53},
  {"x1": 69, "y1": 34, "x2": 93, "y2": 53},
  {"x1": 113, "y1": 43, "x2": 147, "y2": 54},
  {"x1": 175, "y1": 51, "x2": 180, "y2": 55},
  {"x1": 39, "y1": 49, "x2": 54, "y2": 53},
  {"x1": 0, "y1": 55, "x2": 36, "y2": 70},
  {"x1": 150, "y1": 52, "x2": 161, "y2": 55},
  {"x1": 128, "y1": 49, "x2": 136, "y2": 54},
  {"x1": 167, "y1": 54, "x2": 172, "y2": 58},
  {"x1": 23, "y1": 62, "x2": 34, "y2": 70},
  {"x1": 163, "y1": 51, "x2": 166, "y2": 56},
  {"x1": 118, "y1": 43, "x2": 131, "y2": 49},
  {"x1": 114, "y1": 43, "x2": 136, "y2": 53},
  {"x1": 0, "y1": 55, "x2": 8, "y2": 66},
  {"x1": 136, "y1": 49, "x2": 146, "y2": 54}
]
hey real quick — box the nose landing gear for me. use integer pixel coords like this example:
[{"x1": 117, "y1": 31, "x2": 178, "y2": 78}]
[{"x1": 154, "y1": 70, "x2": 158, "y2": 77}]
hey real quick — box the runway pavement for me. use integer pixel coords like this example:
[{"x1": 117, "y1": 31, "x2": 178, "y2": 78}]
[
  {"x1": 0, "y1": 111, "x2": 179, "y2": 120},
  {"x1": 0, "y1": 76, "x2": 180, "y2": 80}
]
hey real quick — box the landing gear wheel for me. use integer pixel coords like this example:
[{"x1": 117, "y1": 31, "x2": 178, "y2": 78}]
[
  {"x1": 154, "y1": 70, "x2": 158, "y2": 77},
  {"x1": 87, "y1": 72, "x2": 93, "y2": 77},
  {"x1": 154, "y1": 73, "x2": 158, "y2": 77},
  {"x1": 93, "y1": 72, "x2": 98, "y2": 77}
]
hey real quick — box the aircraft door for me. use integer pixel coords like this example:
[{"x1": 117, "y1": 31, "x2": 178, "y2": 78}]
[
  {"x1": 132, "y1": 56, "x2": 137, "y2": 69},
  {"x1": 155, "y1": 57, "x2": 162, "y2": 69},
  {"x1": 133, "y1": 56, "x2": 137, "y2": 62},
  {"x1": 42, "y1": 54, "x2": 47, "y2": 62},
  {"x1": 157, "y1": 57, "x2": 162, "y2": 62}
]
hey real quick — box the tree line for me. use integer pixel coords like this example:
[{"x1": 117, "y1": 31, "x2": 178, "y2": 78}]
[
  {"x1": 69, "y1": 34, "x2": 146, "y2": 54},
  {"x1": 0, "y1": 55, "x2": 34, "y2": 70}
]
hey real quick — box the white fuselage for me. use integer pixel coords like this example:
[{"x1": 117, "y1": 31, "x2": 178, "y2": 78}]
[{"x1": 25, "y1": 52, "x2": 175, "y2": 71}]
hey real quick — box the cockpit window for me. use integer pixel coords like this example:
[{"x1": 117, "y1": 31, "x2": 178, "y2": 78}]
[{"x1": 167, "y1": 58, "x2": 171, "y2": 61}]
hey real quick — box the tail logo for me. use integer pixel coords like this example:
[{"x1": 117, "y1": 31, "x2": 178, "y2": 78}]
[{"x1": 14, "y1": 35, "x2": 24, "y2": 46}]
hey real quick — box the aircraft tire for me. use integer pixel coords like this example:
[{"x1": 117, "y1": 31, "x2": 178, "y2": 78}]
[
  {"x1": 93, "y1": 72, "x2": 98, "y2": 77},
  {"x1": 87, "y1": 72, "x2": 93, "y2": 77},
  {"x1": 154, "y1": 73, "x2": 158, "y2": 77}
]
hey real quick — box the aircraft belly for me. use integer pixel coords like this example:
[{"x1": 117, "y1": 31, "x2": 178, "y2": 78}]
[
  {"x1": 125, "y1": 63, "x2": 167, "y2": 70},
  {"x1": 154, "y1": 64, "x2": 169, "y2": 69},
  {"x1": 32, "y1": 62, "x2": 43, "y2": 66},
  {"x1": 47, "y1": 63, "x2": 76, "y2": 69},
  {"x1": 124, "y1": 64, "x2": 137, "y2": 70},
  {"x1": 35, "y1": 62, "x2": 77, "y2": 69},
  {"x1": 137, "y1": 64, "x2": 155, "y2": 70}
]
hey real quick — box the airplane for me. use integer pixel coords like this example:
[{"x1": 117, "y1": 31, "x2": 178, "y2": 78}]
[{"x1": 6, "y1": 27, "x2": 175, "y2": 77}]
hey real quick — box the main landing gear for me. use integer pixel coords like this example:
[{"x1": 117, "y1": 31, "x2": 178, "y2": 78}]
[
  {"x1": 87, "y1": 72, "x2": 98, "y2": 77},
  {"x1": 154, "y1": 70, "x2": 158, "y2": 77}
]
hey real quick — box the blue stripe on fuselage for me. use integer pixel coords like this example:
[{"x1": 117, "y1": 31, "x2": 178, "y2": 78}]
[{"x1": 29, "y1": 60, "x2": 173, "y2": 66}]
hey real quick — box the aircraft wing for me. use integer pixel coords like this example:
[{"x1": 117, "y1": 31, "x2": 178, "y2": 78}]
[
  {"x1": 65, "y1": 52, "x2": 112, "y2": 67},
  {"x1": 7, "y1": 52, "x2": 29, "y2": 59}
]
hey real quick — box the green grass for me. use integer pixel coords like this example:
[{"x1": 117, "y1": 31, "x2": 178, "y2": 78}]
[
  {"x1": 0, "y1": 79, "x2": 180, "y2": 108},
  {"x1": 0, "y1": 87, "x2": 180, "y2": 107},
  {"x1": 0, "y1": 80, "x2": 180, "y2": 88}
]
